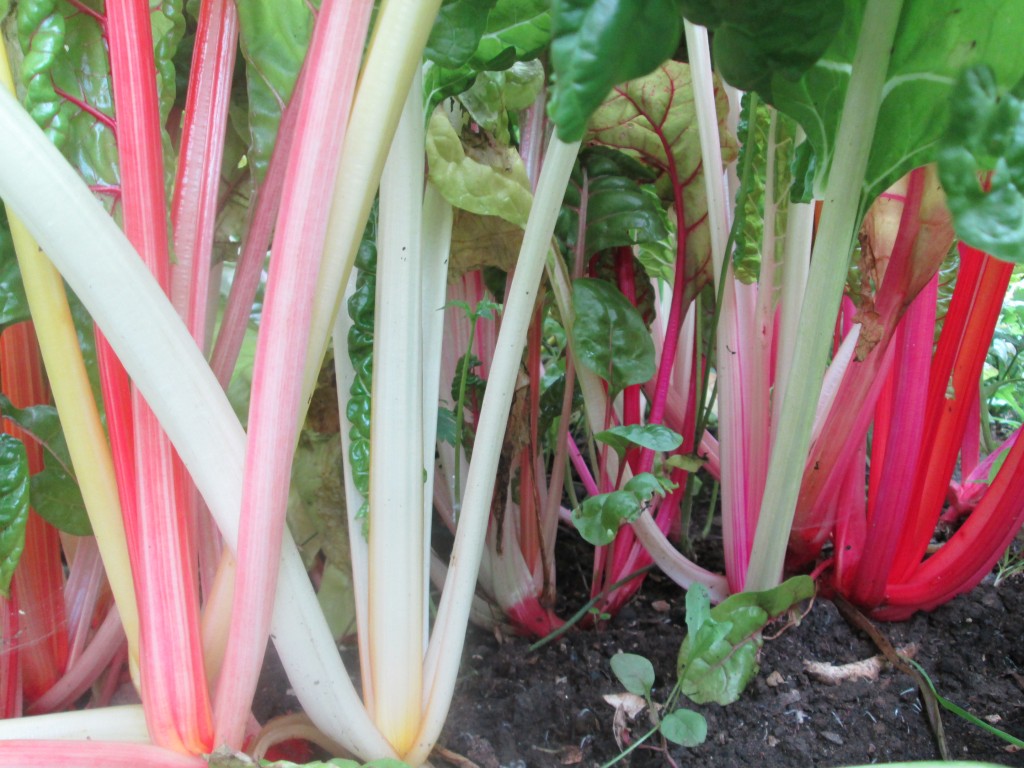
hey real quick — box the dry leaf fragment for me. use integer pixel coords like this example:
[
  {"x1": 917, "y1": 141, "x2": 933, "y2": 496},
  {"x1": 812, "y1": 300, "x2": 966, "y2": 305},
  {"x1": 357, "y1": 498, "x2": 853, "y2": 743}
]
[{"x1": 803, "y1": 643, "x2": 918, "y2": 685}]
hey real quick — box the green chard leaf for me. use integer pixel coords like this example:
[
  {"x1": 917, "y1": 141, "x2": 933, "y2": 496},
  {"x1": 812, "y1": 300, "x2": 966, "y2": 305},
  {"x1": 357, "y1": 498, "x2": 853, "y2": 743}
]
[
  {"x1": 571, "y1": 277, "x2": 655, "y2": 394},
  {"x1": 235, "y1": 0, "x2": 317, "y2": 182},
  {"x1": 424, "y1": 0, "x2": 551, "y2": 113},
  {"x1": 0, "y1": 210, "x2": 30, "y2": 333},
  {"x1": 678, "y1": 0, "x2": 843, "y2": 103},
  {"x1": 0, "y1": 395, "x2": 91, "y2": 536},
  {"x1": 556, "y1": 147, "x2": 670, "y2": 266},
  {"x1": 596, "y1": 424, "x2": 683, "y2": 461},
  {"x1": 660, "y1": 708, "x2": 708, "y2": 747},
  {"x1": 426, "y1": 109, "x2": 533, "y2": 226},
  {"x1": 0, "y1": 434, "x2": 29, "y2": 598},
  {"x1": 459, "y1": 59, "x2": 544, "y2": 146},
  {"x1": 571, "y1": 472, "x2": 669, "y2": 546},
  {"x1": 346, "y1": 207, "x2": 378, "y2": 532},
  {"x1": 548, "y1": 0, "x2": 685, "y2": 142},
  {"x1": 586, "y1": 61, "x2": 738, "y2": 304},
  {"x1": 610, "y1": 652, "x2": 655, "y2": 697},
  {"x1": 938, "y1": 65, "x2": 1024, "y2": 263},
  {"x1": 774, "y1": 0, "x2": 1024, "y2": 208},
  {"x1": 426, "y1": 0, "x2": 500, "y2": 69},
  {"x1": 677, "y1": 576, "x2": 814, "y2": 705}
]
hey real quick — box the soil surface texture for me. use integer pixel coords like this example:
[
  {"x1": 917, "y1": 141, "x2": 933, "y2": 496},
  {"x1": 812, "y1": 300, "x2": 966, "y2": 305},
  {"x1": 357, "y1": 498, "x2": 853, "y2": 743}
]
[{"x1": 437, "y1": 571, "x2": 1024, "y2": 768}]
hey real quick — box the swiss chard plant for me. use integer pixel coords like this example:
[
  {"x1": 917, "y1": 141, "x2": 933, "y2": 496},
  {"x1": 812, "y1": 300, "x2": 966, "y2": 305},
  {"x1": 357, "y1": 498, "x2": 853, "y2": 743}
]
[{"x1": 2, "y1": 1, "x2": 1024, "y2": 767}]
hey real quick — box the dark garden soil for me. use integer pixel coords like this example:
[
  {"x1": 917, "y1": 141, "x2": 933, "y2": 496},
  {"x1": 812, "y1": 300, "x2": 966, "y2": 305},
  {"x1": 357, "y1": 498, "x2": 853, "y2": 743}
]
[
  {"x1": 257, "y1": 540, "x2": 1024, "y2": 768},
  {"x1": 436, "y1": 571, "x2": 1024, "y2": 768}
]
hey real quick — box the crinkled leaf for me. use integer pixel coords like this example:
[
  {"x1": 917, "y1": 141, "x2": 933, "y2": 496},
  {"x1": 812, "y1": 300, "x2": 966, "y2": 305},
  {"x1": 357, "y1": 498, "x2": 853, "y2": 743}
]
[
  {"x1": 571, "y1": 489, "x2": 642, "y2": 546},
  {"x1": 548, "y1": 0, "x2": 684, "y2": 142},
  {"x1": 18, "y1": 1, "x2": 120, "y2": 191},
  {"x1": 0, "y1": 434, "x2": 29, "y2": 597},
  {"x1": 235, "y1": 0, "x2": 316, "y2": 182},
  {"x1": 776, "y1": 0, "x2": 1024, "y2": 207},
  {"x1": 436, "y1": 406, "x2": 457, "y2": 446},
  {"x1": 596, "y1": 424, "x2": 682, "y2": 461},
  {"x1": 426, "y1": 0, "x2": 500, "y2": 69},
  {"x1": 0, "y1": 395, "x2": 90, "y2": 535},
  {"x1": 678, "y1": 0, "x2": 842, "y2": 103},
  {"x1": 732, "y1": 94, "x2": 800, "y2": 284},
  {"x1": 660, "y1": 708, "x2": 708, "y2": 747},
  {"x1": 424, "y1": 0, "x2": 551, "y2": 113},
  {"x1": 610, "y1": 652, "x2": 655, "y2": 697},
  {"x1": 151, "y1": 0, "x2": 185, "y2": 126},
  {"x1": 678, "y1": 576, "x2": 814, "y2": 705},
  {"x1": 558, "y1": 147, "x2": 669, "y2": 261},
  {"x1": 426, "y1": 110, "x2": 533, "y2": 226},
  {"x1": 938, "y1": 66, "x2": 1024, "y2": 263},
  {"x1": 0, "y1": 212, "x2": 29, "y2": 333},
  {"x1": 587, "y1": 61, "x2": 737, "y2": 303},
  {"x1": 572, "y1": 277, "x2": 655, "y2": 395}
]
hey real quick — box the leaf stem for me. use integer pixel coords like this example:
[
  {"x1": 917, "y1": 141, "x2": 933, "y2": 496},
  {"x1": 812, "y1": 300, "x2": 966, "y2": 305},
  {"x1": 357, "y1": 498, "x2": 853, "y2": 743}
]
[{"x1": 746, "y1": 0, "x2": 905, "y2": 590}]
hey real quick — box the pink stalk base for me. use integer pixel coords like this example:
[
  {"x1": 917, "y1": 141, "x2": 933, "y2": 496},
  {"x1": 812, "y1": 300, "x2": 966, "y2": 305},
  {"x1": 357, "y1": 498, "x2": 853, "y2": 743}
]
[{"x1": 0, "y1": 741, "x2": 206, "y2": 768}]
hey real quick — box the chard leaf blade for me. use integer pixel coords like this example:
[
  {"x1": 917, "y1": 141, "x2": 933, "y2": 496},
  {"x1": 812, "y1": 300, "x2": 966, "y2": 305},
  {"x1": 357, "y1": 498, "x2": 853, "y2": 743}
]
[
  {"x1": 0, "y1": 395, "x2": 91, "y2": 536},
  {"x1": 939, "y1": 65, "x2": 1024, "y2": 263},
  {"x1": 677, "y1": 576, "x2": 813, "y2": 705},
  {"x1": 571, "y1": 277, "x2": 655, "y2": 395},
  {"x1": 0, "y1": 433, "x2": 29, "y2": 597},
  {"x1": 548, "y1": 0, "x2": 685, "y2": 142},
  {"x1": 775, "y1": 0, "x2": 1024, "y2": 208}
]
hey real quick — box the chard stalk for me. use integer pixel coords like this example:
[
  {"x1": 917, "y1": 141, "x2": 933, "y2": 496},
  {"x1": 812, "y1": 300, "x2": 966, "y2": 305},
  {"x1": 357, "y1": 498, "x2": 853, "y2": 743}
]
[
  {"x1": 305, "y1": 0, "x2": 443, "y2": 403},
  {"x1": 745, "y1": 0, "x2": 905, "y2": 590},
  {"x1": 0, "y1": 56, "x2": 392, "y2": 766},
  {"x1": 107, "y1": 1, "x2": 213, "y2": 750},
  {"x1": 0, "y1": 9, "x2": 140, "y2": 685},
  {"x1": 408, "y1": 135, "x2": 582, "y2": 765},
  {"x1": 170, "y1": 0, "x2": 239, "y2": 345},
  {"x1": 367, "y1": 68, "x2": 426, "y2": 756},
  {"x1": 212, "y1": 0, "x2": 373, "y2": 749}
]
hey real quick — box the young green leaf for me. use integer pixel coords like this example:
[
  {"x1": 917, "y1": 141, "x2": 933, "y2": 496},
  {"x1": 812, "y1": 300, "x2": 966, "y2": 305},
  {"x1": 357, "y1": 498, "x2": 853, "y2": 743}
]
[
  {"x1": 596, "y1": 424, "x2": 683, "y2": 461},
  {"x1": 0, "y1": 395, "x2": 91, "y2": 535},
  {"x1": 548, "y1": 0, "x2": 685, "y2": 142},
  {"x1": 571, "y1": 490, "x2": 642, "y2": 546},
  {"x1": 572, "y1": 277, "x2": 655, "y2": 395},
  {"x1": 571, "y1": 472, "x2": 670, "y2": 545},
  {"x1": 610, "y1": 652, "x2": 656, "y2": 697},
  {"x1": 0, "y1": 433, "x2": 29, "y2": 597},
  {"x1": 623, "y1": 471, "x2": 675, "y2": 500},
  {"x1": 659, "y1": 708, "x2": 708, "y2": 747},
  {"x1": 685, "y1": 581, "x2": 712, "y2": 637},
  {"x1": 677, "y1": 576, "x2": 814, "y2": 705},
  {"x1": 938, "y1": 65, "x2": 1024, "y2": 263}
]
